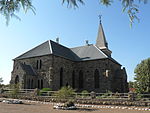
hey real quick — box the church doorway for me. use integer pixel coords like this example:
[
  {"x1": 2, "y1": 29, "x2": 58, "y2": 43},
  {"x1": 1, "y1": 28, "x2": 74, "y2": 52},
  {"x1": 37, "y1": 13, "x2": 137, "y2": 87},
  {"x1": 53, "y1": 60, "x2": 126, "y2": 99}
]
[{"x1": 15, "y1": 75, "x2": 19, "y2": 84}]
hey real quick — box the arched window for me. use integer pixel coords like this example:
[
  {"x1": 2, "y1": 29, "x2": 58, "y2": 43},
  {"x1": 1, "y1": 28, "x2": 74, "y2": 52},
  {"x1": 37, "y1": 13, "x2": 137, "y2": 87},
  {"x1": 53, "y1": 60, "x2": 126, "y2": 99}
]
[
  {"x1": 66, "y1": 83, "x2": 69, "y2": 86},
  {"x1": 41, "y1": 79, "x2": 43, "y2": 89},
  {"x1": 31, "y1": 79, "x2": 34, "y2": 89},
  {"x1": 60, "y1": 68, "x2": 63, "y2": 88},
  {"x1": 72, "y1": 71, "x2": 75, "y2": 88},
  {"x1": 40, "y1": 60, "x2": 42, "y2": 69},
  {"x1": 38, "y1": 80, "x2": 40, "y2": 89},
  {"x1": 79, "y1": 70, "x2": 83, "y2": 88},
  {"x1": 28, "y1": 79, "x2": 31, "y2": 89},
  {"x1": 15, "y1": 75, "x2": 19, "y2": 84},
  {"x1": 94, "y1": 69, "x2": 99, "y2": 88},
  {"x1": 36, "y1": 60, "x2": 39, "y2": 69}
]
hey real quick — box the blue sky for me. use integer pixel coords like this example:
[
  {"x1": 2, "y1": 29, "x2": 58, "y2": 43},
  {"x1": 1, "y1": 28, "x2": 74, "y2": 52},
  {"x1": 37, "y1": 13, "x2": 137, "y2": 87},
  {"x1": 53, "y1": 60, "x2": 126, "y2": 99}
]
[{"x1": 0, "y1": 0, "x2": 150, "y2": 84}]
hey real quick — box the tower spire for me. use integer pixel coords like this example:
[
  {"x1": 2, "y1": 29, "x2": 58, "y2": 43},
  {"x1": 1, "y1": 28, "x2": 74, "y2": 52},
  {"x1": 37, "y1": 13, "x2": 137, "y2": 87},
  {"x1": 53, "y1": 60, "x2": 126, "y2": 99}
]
[
  {"x1": 96, "y1": 15, "x2": 108, "y2": 49},
  {"x1": 96, "y1": 16, "x2": 112, "y2": 57}
]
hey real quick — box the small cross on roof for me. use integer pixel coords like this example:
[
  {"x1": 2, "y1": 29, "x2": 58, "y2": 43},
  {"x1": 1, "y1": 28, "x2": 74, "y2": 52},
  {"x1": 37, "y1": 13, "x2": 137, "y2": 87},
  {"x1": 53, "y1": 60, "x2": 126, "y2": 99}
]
[{"x1": 99, "y1": 15, "x2": 102, "y2": 23}]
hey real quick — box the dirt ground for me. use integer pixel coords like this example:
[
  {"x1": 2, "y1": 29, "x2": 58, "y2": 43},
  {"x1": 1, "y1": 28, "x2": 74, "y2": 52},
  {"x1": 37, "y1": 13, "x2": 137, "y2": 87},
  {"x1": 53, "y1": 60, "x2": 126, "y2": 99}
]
[{"x1": 0, "y1": 102, "x2": 149, "y2": 113}]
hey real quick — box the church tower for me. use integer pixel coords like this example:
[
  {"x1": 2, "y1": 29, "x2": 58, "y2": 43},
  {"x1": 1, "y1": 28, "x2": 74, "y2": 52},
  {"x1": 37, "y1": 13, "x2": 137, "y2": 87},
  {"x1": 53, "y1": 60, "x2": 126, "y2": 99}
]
[{"x1": 96, "y1": 17, "x2": 112, "y2": 57}]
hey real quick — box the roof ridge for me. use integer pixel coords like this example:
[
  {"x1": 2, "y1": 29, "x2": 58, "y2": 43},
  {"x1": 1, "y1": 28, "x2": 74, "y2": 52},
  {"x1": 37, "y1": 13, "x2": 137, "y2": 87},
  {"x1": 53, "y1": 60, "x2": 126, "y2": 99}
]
[
  {"x1": 48, "y1": 40, "x2": 53, "y2": 54},
  {"x1": 70, "y1": 44, "x2": 93, "y2": 49},
  {"x1": 93, "y1": 45, "x2": 108, "y2": 58},
  {"x1": 49, "y1": 40, "x2": 70, "y2": 50},
  {"x1": 15, "y1": 40, "x2": 50, "y2": 60}
]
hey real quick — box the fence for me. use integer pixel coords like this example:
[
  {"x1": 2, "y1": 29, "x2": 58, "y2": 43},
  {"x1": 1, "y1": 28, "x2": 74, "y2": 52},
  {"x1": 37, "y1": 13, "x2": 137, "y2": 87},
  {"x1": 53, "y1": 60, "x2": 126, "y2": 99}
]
[{"x1": 1, "y1": 89, "x2": 150, "y2": 102}]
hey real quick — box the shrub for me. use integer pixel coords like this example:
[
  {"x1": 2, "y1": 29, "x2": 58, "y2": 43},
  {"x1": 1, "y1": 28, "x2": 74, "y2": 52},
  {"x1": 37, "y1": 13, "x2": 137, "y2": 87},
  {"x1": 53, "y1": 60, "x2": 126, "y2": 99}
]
[
  {"x1": 81, "y1": 90, "x2": 89, "y2": 97},
  {"x1": 81, "y1": 90, "x2": 89, "y2": 94},
  {"x1": 101, "y1": 90, "x2": 112, "y2": 98},
  {"x1": 39, "y1": 88, "x2": 52, "y2": 96},
  {"x1": 56, "y1": 86, "x2": 75, "y2": 99},
  {"x1": 10, "y1": 84, "x2": 20, "y2": 98},
  {"x1": 41, "y1": 88, "x2": 52, "y2": 91}
]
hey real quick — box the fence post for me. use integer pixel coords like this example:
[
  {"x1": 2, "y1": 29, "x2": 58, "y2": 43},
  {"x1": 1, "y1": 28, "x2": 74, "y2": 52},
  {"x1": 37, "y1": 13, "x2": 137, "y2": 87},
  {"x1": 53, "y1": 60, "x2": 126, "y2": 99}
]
[
  {"x1": 128, "y1": 92, "x2": 135, "y2": 101},
  {"x1": 48, "y1": 91, "x2": 50, "y2": 96},
  {"x1": 90, "y1": 91, "x2": 96, "y2": 99},
  {"x1": 33, "y1": 88, "x2": 40, "y2": 96},
  {"x1": 0, "y1": 88, "x2": 4, "y2": 94},
  {"x1": 75, "y1": 93, "x2": 77, "y2": 99}
]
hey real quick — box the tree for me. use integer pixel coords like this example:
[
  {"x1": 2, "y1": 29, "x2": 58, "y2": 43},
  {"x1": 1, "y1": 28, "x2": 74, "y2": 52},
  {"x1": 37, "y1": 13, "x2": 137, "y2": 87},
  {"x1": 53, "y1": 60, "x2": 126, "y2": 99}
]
[
  {"x1": 128, "y1": 81, "x2": 136, "y2": 92},
  {"x1": 0, "y1": 0, "x2": 148, "y2": 25},
  {"x1": 0, "y1": 77, "x2": 3, "y2": 84},
  {"x1": 0, "y1": 0, "x2": 35, "y2": 25},
  {"x1": 134, "y1": 58, "x2": 150, "y2": 93},
  {"x1": 128, "y1": 81, "x2": 134, "y2": 89},
  {"x1": 0, "y1": 77, "x2": 3, "y2": 88}
]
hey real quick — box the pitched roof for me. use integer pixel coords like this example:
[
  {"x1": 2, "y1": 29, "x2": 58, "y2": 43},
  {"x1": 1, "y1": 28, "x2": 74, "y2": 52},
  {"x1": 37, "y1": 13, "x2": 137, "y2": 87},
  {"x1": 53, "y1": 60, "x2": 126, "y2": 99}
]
[
  {"x1": 50, "y1": 40, "x2": 80, "y2": 61},
  {"x1": 70, "y1": 44, "x2": 108, "y2": 61},
  {"x1": 14, "y1": 40, "x2": 119, "y2": 65},
  {"x1": 15, "y1": 40, "x2": 80, "y2": 61},
  {"x1": 19, "y1": 63, "x2": 36, "y2": 75},
  {"x1": 15, "y1": 41, "x2": 51, "y2": 60}
]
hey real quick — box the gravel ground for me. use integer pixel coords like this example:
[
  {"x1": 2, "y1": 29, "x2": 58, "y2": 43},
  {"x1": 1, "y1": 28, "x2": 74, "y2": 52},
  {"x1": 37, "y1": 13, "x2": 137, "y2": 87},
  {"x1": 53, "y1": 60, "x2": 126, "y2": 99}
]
[{"x1": 0, "y1": 102, "x2": 150, "y2": 113}]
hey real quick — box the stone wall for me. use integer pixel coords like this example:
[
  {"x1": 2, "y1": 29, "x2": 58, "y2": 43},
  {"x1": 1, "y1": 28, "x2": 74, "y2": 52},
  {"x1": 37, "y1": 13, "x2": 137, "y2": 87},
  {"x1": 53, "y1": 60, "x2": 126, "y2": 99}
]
[
  {"x1": 51, "y1": 55, "x2": 75, "y2": 90},
  {"x1": 72, "y1": 58, "x2": 124, "y2": 92},
  {"x1": 11, "y1": 55, "x2": 53, "y2": 89},
  {"x1": 11, "y1": 61, "x2": 25, "y2": 88},
  {"x1": 11, "y1": 55, "x2": 128, "y2": 93},
  {"x1": 50, "y1": 56, "x2": 127, "y2": 93}
]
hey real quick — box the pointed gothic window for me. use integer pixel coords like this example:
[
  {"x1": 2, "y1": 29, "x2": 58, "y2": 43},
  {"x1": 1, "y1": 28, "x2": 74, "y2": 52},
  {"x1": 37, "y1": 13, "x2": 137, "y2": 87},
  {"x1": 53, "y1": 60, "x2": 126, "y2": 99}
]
[
  {"x1": 40, "y1": 60, "x2": 42, "y2": 69},
  {"x1": 41, "y1": 79, "x2": 43, "y2": 89},
  {"x1": 60, "y1": 68, "x2": 63, "y2": 88},
  {"x1": 72, "y1": 71, "x2": 75, "y2": 89},
  {"x1": 36, "y1": 60, "x2": 39, "y2": 69},
  {"x1": 79, "y1": 70, "x2": 83, "y2": 88},
  {"x1": 28, "y1": 79, "x2": 31, "y2": 89},
  {"x1": 31, "y1": 79, "x2": 34, "y2": 89},
  {"x1": 38, "y1": 80, "x2": 40, "y2": 89},
  {"x1": 94, "y1": 69, "x2": 100, "y2": 88}
]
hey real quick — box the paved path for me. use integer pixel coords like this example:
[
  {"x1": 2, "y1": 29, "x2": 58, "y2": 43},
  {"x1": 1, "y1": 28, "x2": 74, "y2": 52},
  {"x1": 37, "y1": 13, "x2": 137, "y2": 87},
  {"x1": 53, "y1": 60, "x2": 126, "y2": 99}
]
[{"x1": 0, "y1": 102, "x2": 150, "y2": 113}]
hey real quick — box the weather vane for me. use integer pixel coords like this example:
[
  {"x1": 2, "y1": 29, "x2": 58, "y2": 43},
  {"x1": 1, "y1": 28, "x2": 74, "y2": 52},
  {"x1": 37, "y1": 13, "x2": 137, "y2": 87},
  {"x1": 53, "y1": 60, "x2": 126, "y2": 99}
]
[{"x1": 98, "y1": 15, "x2": 102, "y2": 23}]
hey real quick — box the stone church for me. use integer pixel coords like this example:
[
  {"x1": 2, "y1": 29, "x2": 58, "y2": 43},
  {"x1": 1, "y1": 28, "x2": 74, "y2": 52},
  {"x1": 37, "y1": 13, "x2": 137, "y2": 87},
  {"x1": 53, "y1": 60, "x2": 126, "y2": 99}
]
[{"x1": 10, "y1": 22, "x2": 128, "y2": 93}]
